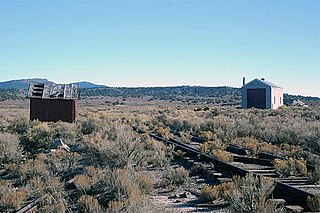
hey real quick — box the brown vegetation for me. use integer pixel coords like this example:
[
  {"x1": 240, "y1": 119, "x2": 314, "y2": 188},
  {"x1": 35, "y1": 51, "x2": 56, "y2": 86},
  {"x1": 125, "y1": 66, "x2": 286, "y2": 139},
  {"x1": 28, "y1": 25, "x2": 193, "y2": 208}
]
[{"x1": 0, "y1": 98, "x2": 320, "y2": 211}]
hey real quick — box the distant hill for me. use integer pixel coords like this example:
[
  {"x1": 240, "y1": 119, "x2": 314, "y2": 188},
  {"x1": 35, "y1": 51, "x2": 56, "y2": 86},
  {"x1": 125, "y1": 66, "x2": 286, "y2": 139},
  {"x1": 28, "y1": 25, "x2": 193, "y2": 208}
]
[
  {"x1": 0, "y1": 78, "x2": 105, "y2": 89},
  {"x1": 72, "y1": 81, "x2": 106, "y2": 89},
  {"x1": 0, "y1": 78, "x2": 319, "y2": 106},
  {"x1": 0, "y1": 78, "x2": 52, "y2": 89},
  {"x1": 80, "y1": 86, "x2": 320, "y2": 106}
]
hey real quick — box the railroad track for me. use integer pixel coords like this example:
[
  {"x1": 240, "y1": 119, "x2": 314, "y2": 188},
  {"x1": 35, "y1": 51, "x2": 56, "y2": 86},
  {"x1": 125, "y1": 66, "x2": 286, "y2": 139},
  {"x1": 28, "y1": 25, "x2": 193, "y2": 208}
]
[{"x1": 134, "y1": 127, "x2": 317, "y2": 211}]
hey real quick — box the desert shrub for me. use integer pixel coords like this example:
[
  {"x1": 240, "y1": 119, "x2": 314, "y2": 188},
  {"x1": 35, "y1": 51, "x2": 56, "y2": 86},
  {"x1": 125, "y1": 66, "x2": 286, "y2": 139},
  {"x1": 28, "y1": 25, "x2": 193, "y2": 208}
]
[
  {"x1": 107, "y1": 200, "x2": 126, "y2": 212},
  {"x1": 144, "y1": 138, "x2": 173, "y2": 168},
  {"x1": 20, "y1": 123, "x2": 53, "y2": 152},
  {"x1": 52, "y1": 121, "x2": 79, "y2": 145},
  {"x1": 38, "y1": 203, "x2": 67, "y2": 213},
  {"x1": 0, "y1": 180, "x2": 28, "y2": 212},
  {"x1": 274, "y1": 157, "x2": 307, "y2": 177},
  {"x1": 259, "y1": 142, "x2": 281, "y2": 155},
  {"x1": 80, "y1": 116, "x2": 101, "y2": 135},
  {"x1": 307, "y1": 194, "x2": 320, "y2": 212},
  {"x1": 93, "y1": 168, "x2": 145, "y2": 210},
  {"x1": 136, "y1": 173, "x2": 153, "y2": 194},
  {"x1": 198, "y1": 130, "x2": 215, "y2": 141},
  {"x1": 190, "y1": 162, "x2": 213, "y2": 176},
  {"x1": 74, "y1": 174, "x2": 94, "y2": 193},
  {"x1": 78, "y1": 195, "x2": 101, "y2": 213},
  {"x1": 212, "y1": 149, "x2": 233, "y2": 162},
  {"x1": 201, "y1": 182, "x2": 234, "y2": 202},
  {"x1": 27, "y1": 176, "x2": 46, "y2": 198},
  {"x1": 227, "y1": 174, "x2": 284, "y2": 213},
  {"x1": 0, "y1": 132, "x2": 23, "y2": 165},
  {"x1": 173, "y1": 149, "x2": 186, "y2": 161},
  {"x1": 19, "y1": 154, "x2": 50, "y2": 182},
  {"x1": 201, "y1": 140, "x2": 227, "y2": 151},
  {"x1": 231, "y1": 137, "x2": 259, "y2": 156},
  {"x1": 7, "y1": 114, "x2": 30, "y2": 135},
  {"x1": 85, "y1": 123, "x2": 170, "y2": 169},
  {"x1": 155, "y1": 126, "x2": 171, "y2": 139},
  {"x1": 201, "y1": 141, "x2": 233, "y2": 162},
  {"x1": 46, "y1": 149, "x2": 81, "y2": 174},
  {"x1": 231, "y1": 137, "x2": 282, "y2": 156},
  {"x1": 84, "y1": 166, "x2": 101, "y2": 183},
  {"x1": 27, "y1": 176, "x2": 64, "y2": 203},
  {"x1": 307, "y1": 166, "x2": 320, "y2": 184},
  {"x1": 39, "y1": 179, "x2": 66, "y2": 211},
  {"x1": 159, "y1": 166, "x2": 190, "y2": 188}
]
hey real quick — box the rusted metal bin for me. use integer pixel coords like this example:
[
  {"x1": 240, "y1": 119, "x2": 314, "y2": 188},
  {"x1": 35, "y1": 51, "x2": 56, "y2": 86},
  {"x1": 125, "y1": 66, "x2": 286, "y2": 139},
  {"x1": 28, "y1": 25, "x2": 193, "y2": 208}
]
[{"x1": 28, "y1": 82, "x2": 80, "y2": 122}]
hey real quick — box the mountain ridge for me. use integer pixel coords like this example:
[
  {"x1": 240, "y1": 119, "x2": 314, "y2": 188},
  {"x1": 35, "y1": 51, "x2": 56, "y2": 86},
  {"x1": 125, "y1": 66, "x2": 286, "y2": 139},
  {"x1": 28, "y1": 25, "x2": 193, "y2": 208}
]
[{"x1": 0, "y1": 78, "x2": 105, "y2": 89}]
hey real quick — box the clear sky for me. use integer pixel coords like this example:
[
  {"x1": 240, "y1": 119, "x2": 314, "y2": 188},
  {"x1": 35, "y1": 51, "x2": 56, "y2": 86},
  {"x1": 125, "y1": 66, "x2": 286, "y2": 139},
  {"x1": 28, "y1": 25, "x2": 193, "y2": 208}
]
[{"x1": 0, "y1": 0, "x2": 319, "y2": 96}]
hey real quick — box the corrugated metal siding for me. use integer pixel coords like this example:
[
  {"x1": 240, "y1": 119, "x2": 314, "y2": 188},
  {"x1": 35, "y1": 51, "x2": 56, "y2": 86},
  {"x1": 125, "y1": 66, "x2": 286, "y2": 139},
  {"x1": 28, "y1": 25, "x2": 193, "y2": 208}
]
[{"x1": 30, "y1": 98, "x2": 76, "y2": 122}]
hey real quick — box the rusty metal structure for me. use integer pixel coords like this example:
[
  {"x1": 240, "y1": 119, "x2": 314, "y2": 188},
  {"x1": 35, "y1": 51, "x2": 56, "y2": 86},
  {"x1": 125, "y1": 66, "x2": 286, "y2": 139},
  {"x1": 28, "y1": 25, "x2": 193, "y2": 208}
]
[{"x1": 28, "y1": 83, "x2": 80, "y2": 122}]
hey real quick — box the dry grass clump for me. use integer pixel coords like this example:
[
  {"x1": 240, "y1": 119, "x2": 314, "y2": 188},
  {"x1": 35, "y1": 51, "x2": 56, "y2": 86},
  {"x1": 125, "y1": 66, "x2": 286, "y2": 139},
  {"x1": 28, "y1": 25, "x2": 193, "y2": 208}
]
[
  {"x1": 136, "y1": 173, "x2": 153, "y2": 194},
  {"x1": 20, "y1": 122, "x2": 53, "y2": 152},
  {"x1": 201, "y1": 141, "x2": 233, "y2": 162},
  {"x1": 231, "y1": 137, "x2": 281, "y2": 156},
  {"x1": 82, "y1": 122, "x2": 173, "y2": 170},
  {"x1": 78, "y1": 195, "x2": 101, "y2": 213},
  {"x1": 46, "y1": 149, "x2": 81, "y2": 174},
  {"x1": 0, "y1": 132, "x2": 23, "y2": 165},
  {"x1": 90, "y1": 168, "x2": 149, "y2": 211},
  {"x1": 155, "y1": 126, "x2": 171, "y2": 139},
  {"x1": 201, "y1": 182, "x2": 234, "y2": 202},
  {"x1": 198, "y1": 130, "x2": 215, "y2": 141},
  {"x1": 274, "y1": 157, "x2": 307, "y2": 177},
  {"x1": 0, "y1": 180, "x2": 28, "y2": 212},
  {"x1": 74, "y1": 174, "x2": 94, "y2": 193},
  {"x1": 212, "y1": 149, "x2": 233, "y2": 162},
  {"x1": 7, "y1": 114, "x2": 30, "y2": 135},
  {"x1": 52, "y1": 121, "x2": 79, "y2": 145},
  {"x1": 27, "y1": 176, "x2": 64, "y2": 199},
  {"x1": 227, "y1": 174, "x2": 284, "y2": 213},
  {"x1": 144, "y1": 138, "x2": 173, "y2": 168},
  {"x1": 159, "y1": 166, "x2": 190, "y2": 188},
  {"x1": 79, "y1": 115, "x2": 102, "y2": 135},
  {"x1": 19, "y1": 154, "x2": 50, "y2": 181},
  {"x1": 307, "y1": 194, "x2": 320, "y2": 212}
]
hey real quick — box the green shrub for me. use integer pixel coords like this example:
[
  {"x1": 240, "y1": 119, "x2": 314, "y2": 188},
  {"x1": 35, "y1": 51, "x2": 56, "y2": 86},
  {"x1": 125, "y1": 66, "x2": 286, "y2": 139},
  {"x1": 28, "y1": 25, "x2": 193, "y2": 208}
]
[
  {"x1": 307, "y1": 194, "x2": 320, "y2": 212},
  {"x1": 20, "y1": 123, "x2": 53, "y2": 152},
  {"x1": 7, "y1": 115, "x2": 30, "y2": 135},
  {"x1": 80, "y1": 117, "x2": 101, "y2": 135}
]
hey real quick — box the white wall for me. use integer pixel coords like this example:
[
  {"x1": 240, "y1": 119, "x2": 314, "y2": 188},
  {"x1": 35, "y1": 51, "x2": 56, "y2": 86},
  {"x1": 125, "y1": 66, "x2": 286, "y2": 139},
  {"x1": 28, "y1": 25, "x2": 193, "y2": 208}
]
[{"x1": 271, "y1": 87, "x2": 284, "y2": 109}]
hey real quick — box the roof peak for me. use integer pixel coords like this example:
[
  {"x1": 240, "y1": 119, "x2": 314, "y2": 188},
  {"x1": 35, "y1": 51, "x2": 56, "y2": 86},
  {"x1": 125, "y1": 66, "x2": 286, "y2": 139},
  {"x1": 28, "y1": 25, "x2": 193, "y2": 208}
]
[{"x1": 243, "y1": 78, "x2": 282, "y2": 89}]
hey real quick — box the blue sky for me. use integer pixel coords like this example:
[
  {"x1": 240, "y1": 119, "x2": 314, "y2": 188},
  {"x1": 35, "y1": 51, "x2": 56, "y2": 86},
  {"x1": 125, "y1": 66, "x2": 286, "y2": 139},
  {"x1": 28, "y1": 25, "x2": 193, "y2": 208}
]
[{"x1": 0, "y1": 0, "x2": 319, "y2": 96}]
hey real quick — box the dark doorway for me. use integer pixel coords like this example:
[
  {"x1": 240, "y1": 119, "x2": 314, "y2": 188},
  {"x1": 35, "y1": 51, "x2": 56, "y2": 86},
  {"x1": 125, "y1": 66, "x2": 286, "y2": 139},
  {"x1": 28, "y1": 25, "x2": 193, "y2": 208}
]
[{"x1": 247, "y1": 89, "x2": 266, "y2": 109}]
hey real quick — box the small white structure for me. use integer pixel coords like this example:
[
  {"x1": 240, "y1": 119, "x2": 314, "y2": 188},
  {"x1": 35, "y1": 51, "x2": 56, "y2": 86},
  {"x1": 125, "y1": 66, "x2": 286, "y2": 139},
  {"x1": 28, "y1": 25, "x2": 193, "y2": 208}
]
[{"x1": 242, "y1": 78, "x2": 283, "y2": 109}]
